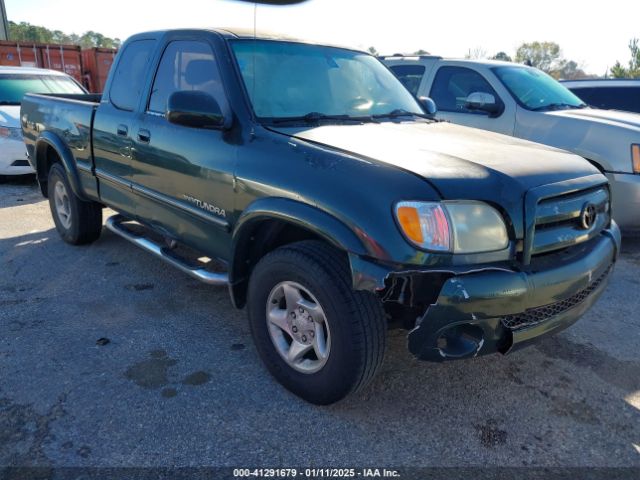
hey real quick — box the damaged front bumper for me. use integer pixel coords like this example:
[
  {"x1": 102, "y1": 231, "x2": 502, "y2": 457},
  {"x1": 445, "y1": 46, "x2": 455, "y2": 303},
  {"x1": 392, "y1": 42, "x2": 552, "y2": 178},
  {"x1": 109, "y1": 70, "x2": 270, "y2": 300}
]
[
  {"x1": 408, "y1": 225, "x2": 620, "y2": 361},
  {"x1": 353, "y1": 223, "x2": 621, "y2": 362}
]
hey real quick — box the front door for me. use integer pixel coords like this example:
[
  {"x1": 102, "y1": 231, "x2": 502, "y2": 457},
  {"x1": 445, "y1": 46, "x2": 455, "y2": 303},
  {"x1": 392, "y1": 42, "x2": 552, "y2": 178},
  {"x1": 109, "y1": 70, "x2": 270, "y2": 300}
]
[
  {"x1": 131, "y1": 39, "x2": 236, "y2": 260},
  {"x1": 428, "y1": 65, "x2": 515, "y2": 135}
]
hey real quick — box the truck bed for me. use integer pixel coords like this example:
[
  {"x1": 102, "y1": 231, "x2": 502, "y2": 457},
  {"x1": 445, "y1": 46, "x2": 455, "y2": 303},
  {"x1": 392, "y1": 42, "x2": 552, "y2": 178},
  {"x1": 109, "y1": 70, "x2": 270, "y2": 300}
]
[
  {"x1": 21, "y1": 92, "x2": 102, "y2": 199},
  {"x1": 39, "y1": 93, "x2": 102, "y2": 103}
]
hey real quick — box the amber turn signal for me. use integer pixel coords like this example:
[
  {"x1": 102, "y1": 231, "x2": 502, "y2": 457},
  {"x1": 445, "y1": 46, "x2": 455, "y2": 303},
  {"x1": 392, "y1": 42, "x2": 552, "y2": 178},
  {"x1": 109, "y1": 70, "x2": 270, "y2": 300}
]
[
  {"x1": 396, "y1": 206, "x2": 424, "y2": 244},
  {"x1": 632, "y1": 144, "x2": 640, "y2": 174}
]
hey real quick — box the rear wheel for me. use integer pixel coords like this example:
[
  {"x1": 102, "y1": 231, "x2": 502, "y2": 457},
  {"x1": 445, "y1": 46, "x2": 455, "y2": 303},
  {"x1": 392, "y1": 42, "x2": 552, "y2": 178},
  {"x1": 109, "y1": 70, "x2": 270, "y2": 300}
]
[
  {"x1": 48, "y1": 164, "x2": 102, "y2": 245},
  {"x1": 247, "y1": 240, "x2": 386, "y2": 405}
]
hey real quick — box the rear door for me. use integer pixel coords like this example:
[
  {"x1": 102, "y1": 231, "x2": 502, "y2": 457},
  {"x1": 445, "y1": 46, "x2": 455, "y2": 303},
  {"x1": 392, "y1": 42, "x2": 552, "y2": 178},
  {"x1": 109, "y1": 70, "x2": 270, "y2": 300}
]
[
  {"x1": 93, "y1": 38, "x2": 156, "y2": 214},
  {"x1": 130, "y1": 35, "x2": 236, "y2": 260}
]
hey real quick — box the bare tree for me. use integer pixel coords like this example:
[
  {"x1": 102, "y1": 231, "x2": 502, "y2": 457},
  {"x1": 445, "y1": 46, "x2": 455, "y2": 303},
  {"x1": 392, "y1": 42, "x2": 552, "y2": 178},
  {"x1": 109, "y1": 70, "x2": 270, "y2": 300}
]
[{"x1": 465, "y1": 47, "x2": 487, "y2": 60}]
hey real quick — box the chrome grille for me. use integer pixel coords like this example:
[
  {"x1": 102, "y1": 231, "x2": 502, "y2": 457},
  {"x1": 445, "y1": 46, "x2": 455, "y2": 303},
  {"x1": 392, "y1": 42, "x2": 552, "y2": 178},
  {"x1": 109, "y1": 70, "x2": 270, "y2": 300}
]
[
  {"x1": 501, "y1": 266, "x2": 611, "y2": 330},
  {"x1": 531, "y1": 187, "x2": 610, "y2": 256}
]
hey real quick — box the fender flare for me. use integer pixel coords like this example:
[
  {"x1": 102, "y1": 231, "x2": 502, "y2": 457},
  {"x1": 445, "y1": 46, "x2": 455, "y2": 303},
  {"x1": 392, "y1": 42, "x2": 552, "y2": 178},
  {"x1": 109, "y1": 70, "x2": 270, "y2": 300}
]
[
  {"x1": 228, "y1": 197, "x2": 370, "y2": 307},
  {"x1": 35, "y1": 131, "x2": 89, "y2": 201}
]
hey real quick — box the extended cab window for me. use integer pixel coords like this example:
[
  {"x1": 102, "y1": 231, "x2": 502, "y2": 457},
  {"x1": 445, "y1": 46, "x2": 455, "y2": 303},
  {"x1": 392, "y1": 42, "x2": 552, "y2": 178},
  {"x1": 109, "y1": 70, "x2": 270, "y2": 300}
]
[
  {"x1": 110, "y1": 39, "x2": 155, "y2": 111},
  {"x1": 430, "y1": 66, "x2": 499, "y2": 113},
  {"x1": 388, "y1": 65, "x2": 425, "y2": 96},
  {"x1": 148, "y1": 40, "x2": 226, "y2": 114}
]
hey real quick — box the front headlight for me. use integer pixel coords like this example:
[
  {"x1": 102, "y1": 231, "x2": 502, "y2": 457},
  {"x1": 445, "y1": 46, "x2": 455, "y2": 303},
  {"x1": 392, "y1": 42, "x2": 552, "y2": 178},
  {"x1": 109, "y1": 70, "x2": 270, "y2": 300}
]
[
  {"x1": 0, "y1": 126, "x2": 23, "y2": 141},
  {"x1": 395, "y1": 201, "x2": 509, "y2": 253}
]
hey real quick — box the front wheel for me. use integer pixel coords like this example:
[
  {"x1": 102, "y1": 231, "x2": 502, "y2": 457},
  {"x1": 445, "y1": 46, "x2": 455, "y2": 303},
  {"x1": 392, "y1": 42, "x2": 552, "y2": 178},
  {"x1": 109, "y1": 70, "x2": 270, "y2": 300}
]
[
  {"x1": 247, "y1": 240, "x2": 386, "y2": 405},
  {"x1": 48, "y1": 163, "x2": 102, "y2": 245}
]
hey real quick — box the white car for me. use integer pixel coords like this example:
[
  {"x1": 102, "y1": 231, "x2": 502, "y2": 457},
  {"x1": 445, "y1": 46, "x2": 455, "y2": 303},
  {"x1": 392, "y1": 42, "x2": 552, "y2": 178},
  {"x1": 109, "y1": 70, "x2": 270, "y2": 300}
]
[
  {"x1": 383, "y1": 56, "x2": 640, "y2": 230},
  {"x1": 0, "y1": 67, "x2": 85, "y2": 175}
]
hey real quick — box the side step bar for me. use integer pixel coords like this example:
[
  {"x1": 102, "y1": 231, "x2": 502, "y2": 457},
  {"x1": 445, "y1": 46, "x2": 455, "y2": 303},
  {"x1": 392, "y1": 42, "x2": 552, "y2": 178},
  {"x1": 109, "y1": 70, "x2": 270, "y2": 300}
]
[{"x1": 105, "y1": 214, "x2": 229, "y2": 286}]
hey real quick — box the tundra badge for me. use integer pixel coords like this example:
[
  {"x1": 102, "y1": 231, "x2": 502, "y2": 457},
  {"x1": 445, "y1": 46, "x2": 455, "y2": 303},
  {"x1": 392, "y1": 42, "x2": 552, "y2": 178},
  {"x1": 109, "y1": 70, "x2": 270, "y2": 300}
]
[{"x1": 183, "y1": 194, "x2": 226, "y2": 217}]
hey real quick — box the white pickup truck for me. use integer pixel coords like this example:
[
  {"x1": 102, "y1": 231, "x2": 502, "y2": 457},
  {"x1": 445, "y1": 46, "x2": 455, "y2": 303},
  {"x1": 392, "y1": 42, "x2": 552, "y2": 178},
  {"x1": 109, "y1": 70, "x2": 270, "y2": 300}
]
[{"x1": 383, "y1": 56, "x2": 640, "y2": 230}]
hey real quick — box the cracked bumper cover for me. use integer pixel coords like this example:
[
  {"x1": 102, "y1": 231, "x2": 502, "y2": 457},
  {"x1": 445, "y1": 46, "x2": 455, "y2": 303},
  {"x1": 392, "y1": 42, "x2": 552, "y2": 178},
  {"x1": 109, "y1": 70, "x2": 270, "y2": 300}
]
[{"x1": 405, "y1": 224, "x2": 620, "y2": 362}]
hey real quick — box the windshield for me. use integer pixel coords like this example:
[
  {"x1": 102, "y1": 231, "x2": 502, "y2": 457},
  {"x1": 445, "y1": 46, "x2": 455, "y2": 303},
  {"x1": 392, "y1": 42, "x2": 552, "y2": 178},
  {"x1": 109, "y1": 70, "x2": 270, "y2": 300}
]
[
  {"x1": 0, "y1": 74, "x2": 84, "y2": 105},
  {"x1": 492, "y1": 66, "x2": 586, "y2": 111},
  {"x1": 231, "y1": 39, "x2": 424, "y2": 122}
]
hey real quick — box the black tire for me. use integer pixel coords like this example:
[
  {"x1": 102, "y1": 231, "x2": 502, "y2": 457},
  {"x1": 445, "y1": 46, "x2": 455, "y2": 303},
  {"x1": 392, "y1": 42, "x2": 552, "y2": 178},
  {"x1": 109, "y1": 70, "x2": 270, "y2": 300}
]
[
  {"x1": 247, "y1": 240, "x2": 386, "y2": 405},
  {"x1": 48, "y1": 163, "x2": 102, "y2": 245}
]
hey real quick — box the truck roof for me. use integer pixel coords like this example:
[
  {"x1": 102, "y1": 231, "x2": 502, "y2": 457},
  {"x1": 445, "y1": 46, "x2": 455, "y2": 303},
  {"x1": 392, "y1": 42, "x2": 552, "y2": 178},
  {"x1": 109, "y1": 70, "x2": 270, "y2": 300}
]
[
  {"x1": 561, "y1": 79, "x2": 640, "y2": 87},
  {"x1": 0, "y1": 66, "x2": 72, "y2": 76},
  {"x1": 380, "y1": 55, "x2": 519, "y2": 68},
  {"x1": 126, "y1": 28, "x2": 367, "y2": 54}
]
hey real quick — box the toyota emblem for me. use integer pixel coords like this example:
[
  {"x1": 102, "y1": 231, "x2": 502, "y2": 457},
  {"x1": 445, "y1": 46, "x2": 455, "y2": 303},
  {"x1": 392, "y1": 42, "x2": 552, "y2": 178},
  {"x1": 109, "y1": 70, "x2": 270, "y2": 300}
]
[{"x1": 580, "y1": 203, "x2": 597, "y2": 230}]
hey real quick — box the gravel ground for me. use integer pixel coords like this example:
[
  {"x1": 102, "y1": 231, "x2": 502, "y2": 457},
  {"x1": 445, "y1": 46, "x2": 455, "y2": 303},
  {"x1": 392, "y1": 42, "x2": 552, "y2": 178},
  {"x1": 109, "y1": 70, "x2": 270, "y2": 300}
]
[{"x1": 1, "y1": 176, "x2": 639, "y2": 471}]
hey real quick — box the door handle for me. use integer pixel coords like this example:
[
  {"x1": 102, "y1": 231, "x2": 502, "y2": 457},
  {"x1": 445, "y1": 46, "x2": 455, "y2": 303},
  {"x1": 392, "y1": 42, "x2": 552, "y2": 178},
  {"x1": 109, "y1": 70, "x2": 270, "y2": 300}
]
[
  {"x1": 116, "y1": 124, "x2": 128, "y2": 137},
  {"x1": 137, "y1": 129, "x2": 151, "y2": 143}
]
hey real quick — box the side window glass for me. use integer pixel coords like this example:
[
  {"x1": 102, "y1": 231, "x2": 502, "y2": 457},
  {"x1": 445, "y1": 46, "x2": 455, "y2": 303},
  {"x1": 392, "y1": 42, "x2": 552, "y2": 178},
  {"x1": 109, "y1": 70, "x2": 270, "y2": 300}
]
[
  {"x1": 110, "y1": 39, "x2": 155, "y2": 111},
  {"x1": 148, "y1": 40, "x2": 226, "y2": 114},
  {"x1": 430, "y1": 66, "x2": 499, "y2": 113},
  {"x1": 575, "y1": 87, "x2": 640, "y2": 113},
  {"x1": 389, "y1": 65, "x2": 426, "y2": 96}
]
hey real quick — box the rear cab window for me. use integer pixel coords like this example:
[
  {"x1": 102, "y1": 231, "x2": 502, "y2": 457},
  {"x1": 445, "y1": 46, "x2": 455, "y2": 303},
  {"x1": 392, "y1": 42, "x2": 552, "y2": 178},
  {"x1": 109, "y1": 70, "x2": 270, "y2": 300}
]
[
  {"x1": 388, "y1": 65, "x2": 426, "y2": 96},
  {"x1": 109, "y1": 39, "x2": 156, "y2": 111}
]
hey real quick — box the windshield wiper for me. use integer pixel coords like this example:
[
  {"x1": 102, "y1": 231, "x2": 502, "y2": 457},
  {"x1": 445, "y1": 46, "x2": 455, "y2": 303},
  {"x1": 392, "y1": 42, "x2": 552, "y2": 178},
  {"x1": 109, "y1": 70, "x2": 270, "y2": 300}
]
[
  {"x1": 373, "y1": 109, "x2": 431, "y2": 120},
  {"x1": 270, "y1": 112, "x2": 375, "y2": 125},
  {"x1": 531, "y1": 102, "x2": 588, "y2": 112}
]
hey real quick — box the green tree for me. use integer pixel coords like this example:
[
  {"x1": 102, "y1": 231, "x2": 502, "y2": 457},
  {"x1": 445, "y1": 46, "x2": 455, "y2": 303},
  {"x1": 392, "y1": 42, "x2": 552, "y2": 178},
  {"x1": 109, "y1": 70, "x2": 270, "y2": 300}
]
[
  {"x1": 515, "y1": 41, "x2": 562, "y2": 73},
  {"x1": 413, "y1": 49, "x2": 429, "y2": 55},
  {"x1": 609, "y1": 38, "x2": 640, "y2": 78},
  {"x1": 8, "y1": 21, "x2": 52, "y2": 42},
  {"x1": 610, "y1": 60, "x2": 628, "y2": 78},
  {"x1": 628, "y1": 38, "x2": 640, "y2": 74},
  {"x1": 552, "y1": 60, "x2": 590, "y2": 80},
  {"x1": 8, "y1": 20, "x2": 121, "y2": 48},
  {"x1": 491, "y1": 51, "x2": 512, "y2": 62}
]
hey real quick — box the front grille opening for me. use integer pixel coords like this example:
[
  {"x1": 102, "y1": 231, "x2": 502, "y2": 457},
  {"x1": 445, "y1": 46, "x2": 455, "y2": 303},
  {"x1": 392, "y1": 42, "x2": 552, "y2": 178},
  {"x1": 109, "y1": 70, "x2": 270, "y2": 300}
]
[
  {"x1": 530, "y1": 185, "x2": 610, "y2": 259},
  {"x1": 535, "y1": 217, "x2": 581, "y2": 231},
  {"x1": 501, "y1": 266, "x2": 611, "y2": 330}
]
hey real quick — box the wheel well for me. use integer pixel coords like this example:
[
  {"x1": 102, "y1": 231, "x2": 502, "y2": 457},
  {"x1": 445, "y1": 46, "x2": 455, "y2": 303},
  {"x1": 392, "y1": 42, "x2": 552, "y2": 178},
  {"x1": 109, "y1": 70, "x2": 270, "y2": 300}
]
[
  {"x1": 230, "y1": 219, "x2": 339, "y2": 308},
  {"x1": 36, "y1": 143, "x2": 62, "y2": 197}
]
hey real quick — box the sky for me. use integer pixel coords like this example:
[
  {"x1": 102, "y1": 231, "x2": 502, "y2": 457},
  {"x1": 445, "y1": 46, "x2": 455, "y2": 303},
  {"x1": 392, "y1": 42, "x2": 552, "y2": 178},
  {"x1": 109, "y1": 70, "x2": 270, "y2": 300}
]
[{"x1": 5, "y1": 0, "x2": 640, "y2": 75}]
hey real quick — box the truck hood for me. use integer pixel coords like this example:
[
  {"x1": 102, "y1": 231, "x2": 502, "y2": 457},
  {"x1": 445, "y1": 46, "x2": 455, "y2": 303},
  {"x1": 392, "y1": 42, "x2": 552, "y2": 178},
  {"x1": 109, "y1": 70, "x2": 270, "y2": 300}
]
[
  {"x1": 518, "y1": 107, "x2": 640, "y2": 173},
  {"x1": 0, "y1": 105, "x2": 21, "y2": 128},
  {"x1": 272, "y1": 121, "x2": 600, "y2": 202},
  {"x1": 549, "y1": 107, "x2": 640, "y2": 131}
]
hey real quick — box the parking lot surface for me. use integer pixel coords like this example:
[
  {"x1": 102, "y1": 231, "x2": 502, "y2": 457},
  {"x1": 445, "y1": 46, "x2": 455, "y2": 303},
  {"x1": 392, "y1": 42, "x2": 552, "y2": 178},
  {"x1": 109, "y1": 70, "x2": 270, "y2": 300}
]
[{"x1": 1, "y1": 177, "x2": 639, "y2": 468}]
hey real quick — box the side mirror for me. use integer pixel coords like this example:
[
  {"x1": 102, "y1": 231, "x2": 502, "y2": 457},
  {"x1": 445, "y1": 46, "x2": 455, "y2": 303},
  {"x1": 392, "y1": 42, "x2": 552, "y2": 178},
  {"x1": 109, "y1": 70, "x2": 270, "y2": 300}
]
[
  {"x1": 166, "y1": 91, "x2": 227, "y2": 130},
  {"x1": 418, "y1": 96, "x2": 438, "y2": 116},
  {"x1": 465, "y1": 92, "x2": 501, "y2": 116}
]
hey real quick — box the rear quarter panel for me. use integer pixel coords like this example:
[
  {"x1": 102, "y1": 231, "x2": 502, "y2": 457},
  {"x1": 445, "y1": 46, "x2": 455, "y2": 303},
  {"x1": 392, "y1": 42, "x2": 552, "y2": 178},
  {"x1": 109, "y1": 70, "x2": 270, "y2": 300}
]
[{"x1": 21, "y1": 93, "x2": 99, "y2": 199}]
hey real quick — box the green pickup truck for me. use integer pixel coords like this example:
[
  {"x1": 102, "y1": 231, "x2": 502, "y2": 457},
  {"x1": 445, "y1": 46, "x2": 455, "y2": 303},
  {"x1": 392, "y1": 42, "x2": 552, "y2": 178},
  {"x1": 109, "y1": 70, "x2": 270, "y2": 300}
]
[{"x1": 21, "y1": 28, "x2": 620, "y2": 404}]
